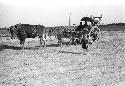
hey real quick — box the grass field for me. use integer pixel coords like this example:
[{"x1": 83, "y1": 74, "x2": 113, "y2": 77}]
[{"x1": 0, "y1": 31, "x2": 125, "y2": 86}]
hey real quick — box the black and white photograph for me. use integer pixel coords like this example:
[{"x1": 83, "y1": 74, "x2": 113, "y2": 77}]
[{"x1": 0, "y1": 0, "x2": 125, "y2": 86}]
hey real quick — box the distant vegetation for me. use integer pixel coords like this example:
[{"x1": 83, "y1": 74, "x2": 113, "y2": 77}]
[
  {"x1": 106, "y1": 23, "x2": 125, "y2": 26},
  {"x1": 99, "y1": 23, "x2": 125, "y2": 31}
]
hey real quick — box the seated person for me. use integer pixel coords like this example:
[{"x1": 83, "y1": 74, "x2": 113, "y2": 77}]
[{"x1": 75, "y1": 21, "x2": 89, "y2": 31}]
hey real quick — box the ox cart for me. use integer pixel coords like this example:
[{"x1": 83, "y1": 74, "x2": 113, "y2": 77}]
[{"x1": 67, "y1": 16, "x2": 102, "y2": 45}]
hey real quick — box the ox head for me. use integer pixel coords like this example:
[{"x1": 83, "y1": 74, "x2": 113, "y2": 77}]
[
  {"x1": 8, "y1": 26, "x2": 16, "y2": 39},
  {"x1": 8, "y1": 23, "x2": 22, "y2": 39}
]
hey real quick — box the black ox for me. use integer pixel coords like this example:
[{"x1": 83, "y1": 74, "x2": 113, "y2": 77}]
[{"x1": 8, "y1": 24, "x2": 45, "y2": 49}]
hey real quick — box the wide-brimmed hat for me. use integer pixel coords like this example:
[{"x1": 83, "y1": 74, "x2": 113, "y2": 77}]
[{"x1": 81, "y1": 17, "x2": 94, "y2": 22}]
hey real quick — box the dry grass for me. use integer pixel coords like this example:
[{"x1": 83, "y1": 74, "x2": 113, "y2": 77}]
[{"x1": 0, "y1": 31, "x2": 125, "y2": 86}]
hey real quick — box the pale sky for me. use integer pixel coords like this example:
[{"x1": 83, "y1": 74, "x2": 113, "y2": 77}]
[{"x1": 0, "y1": 0, "x2": 125, "y2": 27}]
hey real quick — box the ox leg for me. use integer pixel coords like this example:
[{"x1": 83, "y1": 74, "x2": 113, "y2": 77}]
[
  {"x1": 74, "y1": 39, "x2": 78, "y2": 46},
  {"x1": 60, "y1": 39, "x2": 62, "y2": 46},
  {"x1": 58, "y1": 38, "x2": 62, "y2": 47},
  {"x1": 44, "y1": 33, "x2": 47, "y2": 39},
  {"x1": 58, "y1": 39, "x2": 60, "y2": 46},
  {"x1": 55, "y1": 33, "x2": 57, "y2": 39},
  {"x1": 20, "y1": 39, "x2": 25, "y2": 49},
  {"x1": 39, "y1": 37, "x2": 45, "y2": 48},
  {"x1": 68, "y1": 37, "x2": 73, "y2": 45},
  {"x1": 21, "y1": 44, "x2": 25, "y2": 49}
]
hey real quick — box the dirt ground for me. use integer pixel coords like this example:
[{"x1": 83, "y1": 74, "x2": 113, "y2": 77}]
[{"x1": 0, "y1": 32, "x2": 125, "y2": 86}]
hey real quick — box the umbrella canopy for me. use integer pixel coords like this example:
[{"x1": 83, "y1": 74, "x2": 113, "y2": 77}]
[{"x1": 81, "y1": 17, "x2": 94, "y2": 22}]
